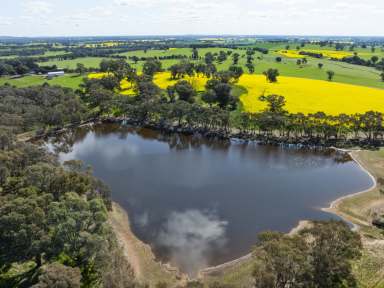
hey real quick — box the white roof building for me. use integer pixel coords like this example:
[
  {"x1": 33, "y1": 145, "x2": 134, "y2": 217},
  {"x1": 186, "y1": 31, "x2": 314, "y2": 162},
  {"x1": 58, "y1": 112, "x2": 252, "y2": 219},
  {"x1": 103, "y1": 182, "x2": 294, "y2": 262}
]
[{"x1": 47, "y1": 71, "x2": 65, "y2": 76}]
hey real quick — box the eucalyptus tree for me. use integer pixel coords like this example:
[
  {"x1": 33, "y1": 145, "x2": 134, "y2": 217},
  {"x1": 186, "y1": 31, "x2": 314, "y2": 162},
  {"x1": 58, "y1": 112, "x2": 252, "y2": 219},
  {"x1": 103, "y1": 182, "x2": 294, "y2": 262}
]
[
  {"x1": 204, "y1": 52, "x2": 215, "y2": 65},
  {"x1": 232, "y1": 53, "x2": 240, "y2": 65},
  {"x1": 135, "y1": 75, "x2": 162, "y2": 102},
  {"x1": 173, "y1": 80, "x2": 196, "y2": 103},
  {"x1": 203, "y1": 79, "x2": 236, "y2": 110},
  {"x1": 371, "y1": 55, "x2": 379, "y2": 64},
  {"x1": 326, "y1": 70, "x2": 335, "y2": 81},
  {"x1": 217, "y1": 51, "x2": 228, "y2": 63},
  {"x1": 246, "y1": 63, "x2": 255, "y2": 74},
  {"x1": 75, "y1": 63, "x2": 86, "y2": 75},
  {"x1": 192, "y1": 47, "x2": 199, "y2": 60},
  {"x1": 228, "y1": 65, "x2": 244, "y2": 82},
  {"x1": 259, "y1": 94, "x2": 287, "y2": 114},
  {"x1": 142, "y1": 58, "x2": 162, "y2": 78},
  {"x1": 263, "y1": 68, "x2": 279, "y2": 83}
]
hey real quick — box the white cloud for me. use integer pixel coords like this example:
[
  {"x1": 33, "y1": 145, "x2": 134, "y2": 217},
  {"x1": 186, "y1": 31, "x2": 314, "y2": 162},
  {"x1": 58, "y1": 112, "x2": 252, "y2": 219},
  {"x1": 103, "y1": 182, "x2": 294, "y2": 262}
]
[
  {"x1": 114, "y1": 0, "x2": 157, "y2": 7},
  {"x1": 1, "y1": 0, "x2": 384, "y2": 36},
  {"x1": 89, "y1": 6, "x2": 113, "y2": 17},
  {"x1": 0, "y1": 17, "x2": 12, "y2": 26},
  {"x1": 22, "y1": 0, "x2": 53, "y2": 14}
]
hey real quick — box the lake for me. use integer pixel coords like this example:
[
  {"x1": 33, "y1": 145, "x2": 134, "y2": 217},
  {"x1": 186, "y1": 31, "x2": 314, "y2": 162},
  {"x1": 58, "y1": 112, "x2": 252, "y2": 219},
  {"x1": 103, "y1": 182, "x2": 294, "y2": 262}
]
[{"x1": 50, "y1": 123, "x2": 373, "y2": 275}]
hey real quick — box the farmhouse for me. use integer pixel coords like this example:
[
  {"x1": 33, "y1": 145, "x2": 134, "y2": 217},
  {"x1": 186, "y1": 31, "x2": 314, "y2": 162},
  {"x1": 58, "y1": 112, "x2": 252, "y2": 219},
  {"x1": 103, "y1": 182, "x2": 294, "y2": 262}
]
[{"x1": 47, "y1": 71, "x2": 65, "y2": 77}]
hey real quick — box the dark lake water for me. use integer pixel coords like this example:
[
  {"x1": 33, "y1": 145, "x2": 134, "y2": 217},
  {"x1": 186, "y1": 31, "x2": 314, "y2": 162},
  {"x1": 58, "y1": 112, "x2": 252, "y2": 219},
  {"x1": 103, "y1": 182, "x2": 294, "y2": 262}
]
[{"x1": 51, "y1": 124, "x2": 373, "y2": 275}]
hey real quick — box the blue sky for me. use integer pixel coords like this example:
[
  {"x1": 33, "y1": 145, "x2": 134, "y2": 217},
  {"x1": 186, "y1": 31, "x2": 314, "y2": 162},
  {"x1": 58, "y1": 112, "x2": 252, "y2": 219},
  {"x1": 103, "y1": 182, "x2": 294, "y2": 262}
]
[{"x1": 0, "y1": 0, "x2": 383, "y2": 36}]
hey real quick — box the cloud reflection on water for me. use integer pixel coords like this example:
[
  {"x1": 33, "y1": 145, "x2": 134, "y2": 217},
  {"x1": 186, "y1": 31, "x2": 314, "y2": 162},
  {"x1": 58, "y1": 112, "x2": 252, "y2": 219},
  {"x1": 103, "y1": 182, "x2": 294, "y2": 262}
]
[{"x1": 157, "y1": 209, "x2": 228, "y2": 276}]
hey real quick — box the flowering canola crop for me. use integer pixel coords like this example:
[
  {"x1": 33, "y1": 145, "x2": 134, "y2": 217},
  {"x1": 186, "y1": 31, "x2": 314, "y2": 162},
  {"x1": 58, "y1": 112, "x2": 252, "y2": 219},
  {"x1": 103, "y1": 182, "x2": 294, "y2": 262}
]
[
  {"x1": 239, "y1": 74, "x2": 384, "y2": 115},
  {"x1": 278, "y1": 49, "x2": 353, "y2": 59},
  {"x1": 153, "y1": 72, "x2": 208, "y2": 91},
  {"x1": 88, "y1": 72, "x2": 110, "y2": 79}
]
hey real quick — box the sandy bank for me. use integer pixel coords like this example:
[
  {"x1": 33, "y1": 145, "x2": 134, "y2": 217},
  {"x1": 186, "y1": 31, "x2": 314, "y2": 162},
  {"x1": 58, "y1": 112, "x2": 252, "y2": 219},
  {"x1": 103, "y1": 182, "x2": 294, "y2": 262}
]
[{"x1": 109, "y1": 203, "x2": 186, "y2": 287}]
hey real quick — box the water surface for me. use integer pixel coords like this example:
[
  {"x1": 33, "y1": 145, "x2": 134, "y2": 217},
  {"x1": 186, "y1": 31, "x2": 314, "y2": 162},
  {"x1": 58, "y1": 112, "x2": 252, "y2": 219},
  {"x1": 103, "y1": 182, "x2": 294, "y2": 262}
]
[{"x1": 51, "y1": 124, "x2": 373, "y2": 275}]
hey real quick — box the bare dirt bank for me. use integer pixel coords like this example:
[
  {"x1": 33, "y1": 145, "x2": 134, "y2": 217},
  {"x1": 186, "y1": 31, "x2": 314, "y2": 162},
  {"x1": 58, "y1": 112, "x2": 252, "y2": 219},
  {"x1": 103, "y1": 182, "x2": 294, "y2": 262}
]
[{"x1": 109, "y1": 203, "x2": 187, "y2": 287}]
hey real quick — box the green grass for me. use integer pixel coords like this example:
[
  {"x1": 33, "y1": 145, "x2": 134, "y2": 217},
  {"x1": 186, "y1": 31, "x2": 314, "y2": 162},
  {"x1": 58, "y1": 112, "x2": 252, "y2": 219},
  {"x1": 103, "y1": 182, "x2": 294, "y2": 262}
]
[
  {"x1": 40, "y1": 57, "x2": 105, "y2": 69},
  {"x1": 0, "y1": 74, "x2": 84, "y2": 90},
  {"x1": 201, "y1": 259, "x2": 255, "y2": 288},
  {"x1": 42, "y1": 50, "x2": 69, "y2": 57},
  {"x1": 253, "y1": 55, "x2": 383, "y2": 89}
]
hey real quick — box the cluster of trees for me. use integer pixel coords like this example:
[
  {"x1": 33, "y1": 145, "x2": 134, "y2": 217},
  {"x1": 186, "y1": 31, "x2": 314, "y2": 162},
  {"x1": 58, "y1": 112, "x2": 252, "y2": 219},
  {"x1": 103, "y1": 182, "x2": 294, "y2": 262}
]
[
  {"x1": 168, "y1": 61, "x2": 196, "y2": 79},
  {"x1": 341, "y1": 54, "x2": 384, "y2": 72},
  {"x1": 168, "y1": 59, "x2": 243, "y2": 82},
  {"x1": 0, "y1": 130, "x2": 136, "y2": 287},
  {"x1": 299, "y1": 51, "x2": 323, "y2": 58},
  {"x1": 251, "y1": 47, "x2": 269, "y2": 54},
  {"x1": 0, "y1": 48, "x2": 47, "y2": 57},
  {"x1": 253, "y1": 221, "x2": 362, "y2": 288},
  {"x1": 0, "y1": 58, "x2": 41, "y2": 76},
  {"x1": 201, "y1": 75, "x2": 239, "y2": 109},
  {"x1": 0, "y1": 57, "x2": 65, "y2": 76},
  {"x1": 0, "y1": 85, "x2": 86, "y2": 133},
  {"x1": 129, "y1": 54, "x2": 188, "y2": 64},
  {"x1": 263, "y1": 68, "x2": 279, "y2": 82}
]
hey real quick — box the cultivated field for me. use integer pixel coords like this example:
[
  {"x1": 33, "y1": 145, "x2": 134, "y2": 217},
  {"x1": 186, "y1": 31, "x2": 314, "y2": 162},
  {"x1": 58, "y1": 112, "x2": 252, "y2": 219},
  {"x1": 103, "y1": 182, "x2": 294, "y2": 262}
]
[
  {"x1": 239, "y1": 75, "x2": 384, "y2": 115},
  {"x1": 0, "y1": 74, "x2": 84, "y2": 90},
  {"x1": 42, "y1": 57, "x2": 104, "y2": 69}
]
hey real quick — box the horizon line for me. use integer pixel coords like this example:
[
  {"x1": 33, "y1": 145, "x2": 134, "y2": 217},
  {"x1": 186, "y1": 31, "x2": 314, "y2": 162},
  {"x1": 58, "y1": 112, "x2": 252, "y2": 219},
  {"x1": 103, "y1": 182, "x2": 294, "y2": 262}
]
[{"x1": 1, "y1": 34, "x2": 384, "y2": 39}]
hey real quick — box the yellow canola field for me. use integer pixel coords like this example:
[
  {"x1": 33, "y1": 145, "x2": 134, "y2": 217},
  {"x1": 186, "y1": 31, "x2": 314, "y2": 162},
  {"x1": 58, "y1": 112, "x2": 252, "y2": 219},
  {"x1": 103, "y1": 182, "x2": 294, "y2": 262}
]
[
  {"x1": 153, "y1": 72, "x2": 208, "y2": 91},
  {"x1": 88, "y1": 72, "x2": 110, "y2": 79},
  {"x1": 278, "y1": 49, "x2": 353, "y2": 59},
  {"x1": 277, "y1": 50, "x2": 305, "y2": 59},
  {"x1": 239, "y1": 74, "x2": 384, "y2": 115}
]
